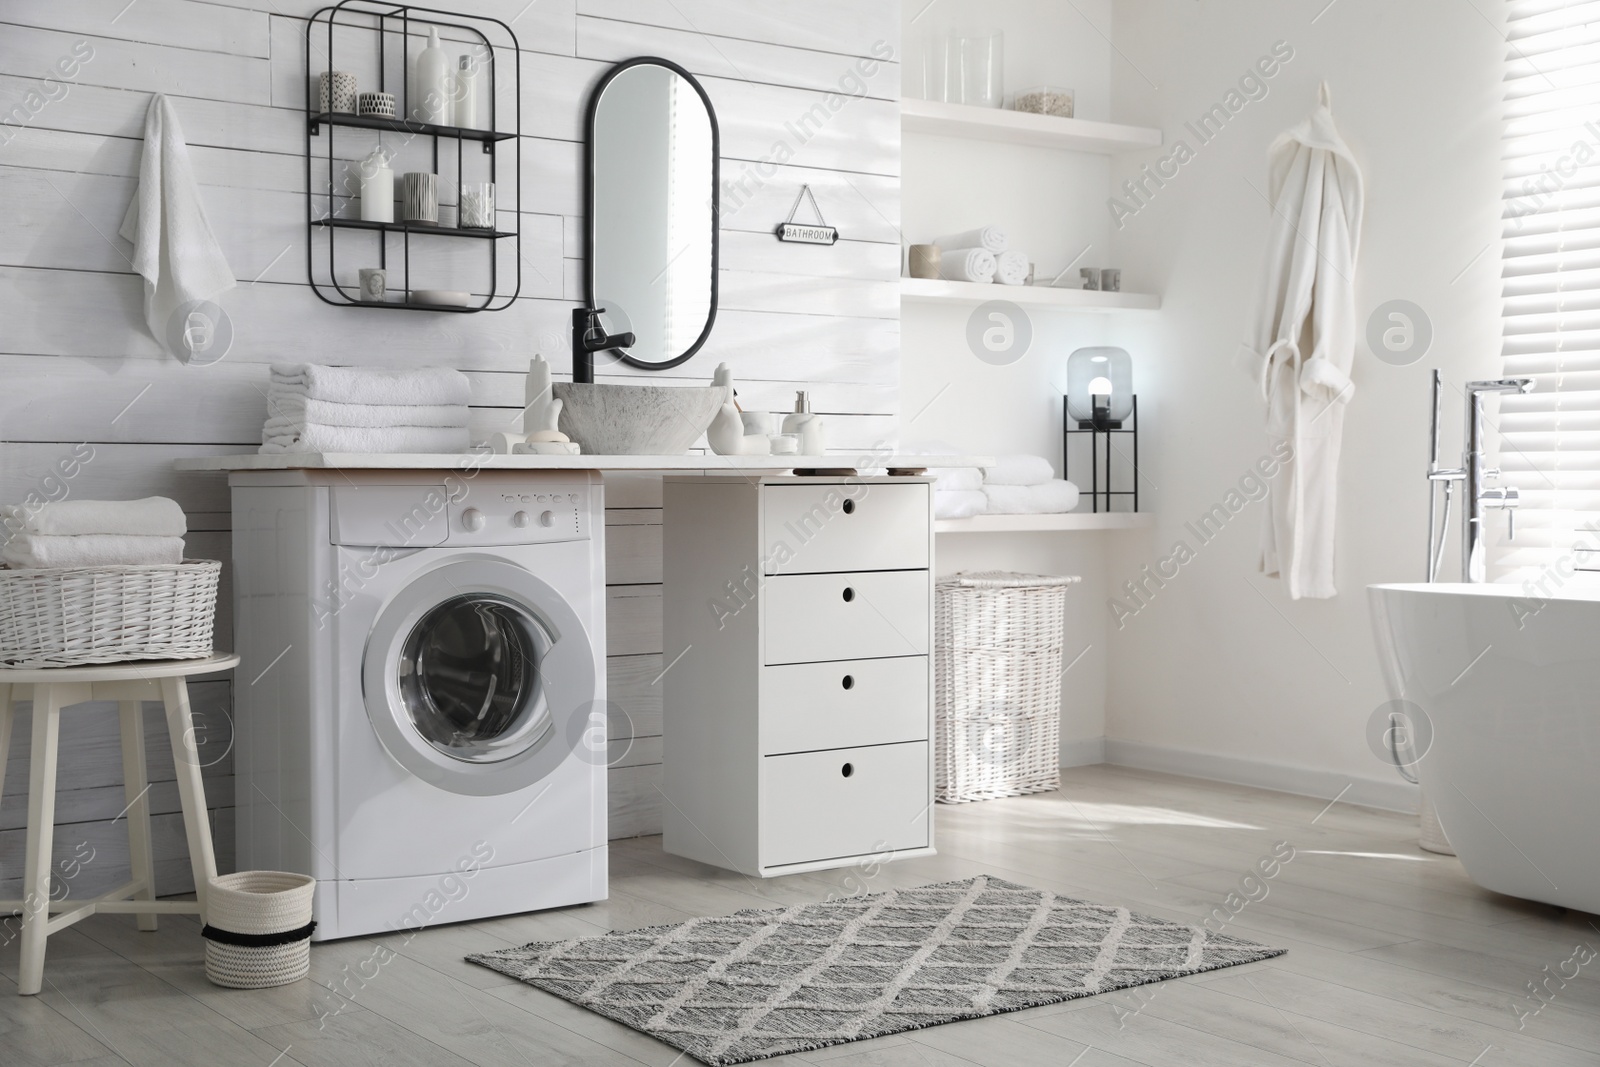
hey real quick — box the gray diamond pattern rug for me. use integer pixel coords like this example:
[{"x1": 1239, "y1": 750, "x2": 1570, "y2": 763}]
[{"x1": 466, "y1": 875, "x2": 1285, "y2": 1065}]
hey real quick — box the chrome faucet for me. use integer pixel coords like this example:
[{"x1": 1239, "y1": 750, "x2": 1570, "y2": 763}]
[{"x1": 1426, "y1": 371, "x2": 1534, "y2": 583}]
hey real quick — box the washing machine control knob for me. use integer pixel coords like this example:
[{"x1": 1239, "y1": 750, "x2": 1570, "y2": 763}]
[
  {"x1": 512, "y1": 510, "x2": 532, "y2": 529},
  {"x1": 461, "y1": 507, "x2": 487, "y2": 532},
  {"x1": 539, "y1": 510, "x2": 555, "y2": 527}
]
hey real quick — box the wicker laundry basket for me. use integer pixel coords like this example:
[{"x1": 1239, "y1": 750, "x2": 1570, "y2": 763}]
[
  {"x1": 935, "y1": 571, "x2": 1081, "y2": 803},
  {"x1": 0, "y1": 560, "x2": 220, "y2": 668},
  {"x1": 203, "y1": 871, "x2": 317, "y2": 989}
]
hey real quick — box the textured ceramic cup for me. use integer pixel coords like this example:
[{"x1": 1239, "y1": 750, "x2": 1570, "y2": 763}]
[
  {"x1": 402, "y1": 172, "x2": 438, "y2": 225},
  {"x1": 357, "y1": 91, "x2": 396, "y2": 118},
  {"x1": 319, "y1": 71, "x2": 357, "y2": 113}
]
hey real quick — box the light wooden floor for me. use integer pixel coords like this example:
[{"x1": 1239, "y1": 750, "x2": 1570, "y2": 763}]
[{"x1": 3, "y1": 765, "x2": 1597, "y2": 1066}]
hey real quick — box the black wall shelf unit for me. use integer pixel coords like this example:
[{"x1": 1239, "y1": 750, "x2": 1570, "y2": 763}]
[{"x1": 305, "y1": 1, "x2": 521, "y2": 313}]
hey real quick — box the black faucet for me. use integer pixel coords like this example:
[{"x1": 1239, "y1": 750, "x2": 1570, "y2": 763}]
[{"x1": 571, "y1": 307, "x2": 636, "y2": 384}]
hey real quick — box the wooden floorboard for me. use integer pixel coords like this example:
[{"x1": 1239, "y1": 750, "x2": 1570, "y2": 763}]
[{"x1": 0, "y1": 766, "x2": 1595, "y2": 1066}]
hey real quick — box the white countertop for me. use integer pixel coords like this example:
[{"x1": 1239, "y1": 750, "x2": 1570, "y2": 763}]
[{"x1": 173, "y1": 452, "x2": 995, "y2": 473}]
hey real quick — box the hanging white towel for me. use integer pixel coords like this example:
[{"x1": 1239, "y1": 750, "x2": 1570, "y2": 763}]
[
  {"x1": 118, "y1": 94, "x2": 235, "y2": 350},
  {"x1": 270, "y1": 364, "x2": 472, "y2": 407},
  {"x1": 982, "y1": 480, "x2": 1080, "y2": 515},
  {"x1": 933, "y1": 226, "x2": 1007, "y2": 253},
  {"x1": 1236, "y1": 82, "x2": 1363, "y2": 600},
  {"x1": 994, "y1": 250, "x2": 1029, "y2": 286},
  {"x1": 937, "y1": 247, "x2": 997, "y2": 283},
  {"x1": 982, "y1": 454, "x2": 1055, "y2": 486},
  {"x1": 2, "y1": 534, "x2": 185, "y2": 569},
  {"x1": 0, "y1": 497, "x2": 186, "y2": 538}
]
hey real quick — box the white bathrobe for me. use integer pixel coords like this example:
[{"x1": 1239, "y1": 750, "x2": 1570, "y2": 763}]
[{"x1": 1237, "y1": 84, "x2": 1363, "y2": 600}]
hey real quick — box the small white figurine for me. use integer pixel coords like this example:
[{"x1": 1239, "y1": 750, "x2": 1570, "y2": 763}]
[{"x1": 706, "y1": 364, "x2": 771, "y2": 456}]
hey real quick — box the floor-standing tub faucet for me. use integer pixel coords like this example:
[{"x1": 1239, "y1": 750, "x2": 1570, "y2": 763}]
[{"x1": 1425, "y1": 373, "x2": 1535, "y2": 583}]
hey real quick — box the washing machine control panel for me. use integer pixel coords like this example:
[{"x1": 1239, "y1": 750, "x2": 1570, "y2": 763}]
[{"x1": 446, "y1": 486, "x2": 590, "y2": 546}]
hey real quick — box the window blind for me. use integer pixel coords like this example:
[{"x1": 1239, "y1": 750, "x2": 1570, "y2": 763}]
[{"x1": 1499, "y1": 0, "x2": 1600, "y2": 575}]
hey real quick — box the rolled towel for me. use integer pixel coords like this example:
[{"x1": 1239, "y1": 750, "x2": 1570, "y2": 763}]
[
  {"x1": 994, "y1": 250, "x2": 1029, "y2": 286},
  {"x1": 937, "y1": 247, "x2": 996, "y2": 283},
  {"x1": 270, "y1": 363, "x2": 471, "y2": 407},
  {"x1": 2, "y1": 534, "x2": 185, "y2": 569},
  {"x1": 982, "y1": 480, "x2": 1081, "y2": 515},
  {"x1": 0, "y1": 497, "x2": 185, "y2": 538},
  {"x1": 935, "y1": 490, "x2": 988, "y2": 520},
  {"x1": 931, "y1": 467, "x2": 983, "y2": 492},
  {"x1": 261, "y1": 423, "x2": 471, "y2": 455},
  {"x1": 265, "y1": 393, "x2": 469, "y2": 430},
  {"x1": 982, "y1": 454, "x2": 1056, "y2": 486},
  {"x1": 933, "y1": 226, "x2": 1007, "y2": 253}
]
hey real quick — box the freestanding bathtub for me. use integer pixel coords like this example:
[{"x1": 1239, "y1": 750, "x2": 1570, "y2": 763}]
[{"x1": 1369, "y1": 582, "x2": 1599, "y2": 914}]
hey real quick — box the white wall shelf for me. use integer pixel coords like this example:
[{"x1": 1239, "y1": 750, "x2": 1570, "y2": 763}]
[
  {"x1": 901, "y1": 98, "x2": 1162, "y2": 154},
  {"x1": 934, "y1": 512, "x2": 1153, "y2": 534},
  {"x1": 901, "y1": 277, "x2": 1160, "y2": 311}
]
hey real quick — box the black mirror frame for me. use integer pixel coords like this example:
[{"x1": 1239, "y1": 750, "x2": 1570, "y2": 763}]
[{"x1": 584, "y1": 56, "x2": 721, "y2": 372}]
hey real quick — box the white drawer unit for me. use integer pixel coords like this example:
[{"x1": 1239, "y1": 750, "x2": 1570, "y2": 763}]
[{"x1": 662, "y1": 475, "x2": 936, "y2": 876}]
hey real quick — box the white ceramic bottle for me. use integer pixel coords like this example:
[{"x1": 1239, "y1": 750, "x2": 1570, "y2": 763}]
[
  {"x1": 356, "y1": 147, "x2": 393, "y2": 223},
  {"x1": 414, "y1": 27, "x2": 451, "y2": 125},
  {"x1": 453, "y1": 55, "x2": 479, "y2": 130}
]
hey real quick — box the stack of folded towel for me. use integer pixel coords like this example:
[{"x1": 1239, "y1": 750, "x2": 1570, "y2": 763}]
[
  {"x1": 1, "y1": 497, "x2": 187, "y2": 569},
  {"x1": 262, "y1": 364, "x2": 472, "y2": 454},
  {"x1": 932, "y1": 466, "x2": 986, "y2": 520},
  {"x1": 932, "y1": 226, "x2": 1030, "y2": 286},
  {"x1": 981, "y1": 454, "x2": 1081, "y2": 514}
]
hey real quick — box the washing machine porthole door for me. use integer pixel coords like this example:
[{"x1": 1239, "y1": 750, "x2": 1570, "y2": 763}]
[
  {"x1": 362, "y1": 557, "x2": 599, "y2": 797},
  {"x1": 398, "y1": 594, "x2": 553, "y2": 764}
]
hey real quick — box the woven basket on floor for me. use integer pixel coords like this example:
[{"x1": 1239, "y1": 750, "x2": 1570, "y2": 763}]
[
  {"x1": 203, "y1": 871, "x2": 316, "y2": 989},
  {"x1": 0, "y1": 559, "x2": 220, "y2": 668},
  {"x1": 935, "y1": 571, "x2": 1081, "y2": 803}
]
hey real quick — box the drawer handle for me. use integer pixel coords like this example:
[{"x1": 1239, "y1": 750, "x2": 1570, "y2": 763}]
[
  {"x1": 842, "y1": 587, "x2": 855, "y2": 602},
  {"x1": 842, "y1": 498, "x2": 856, "y2": 515},
  {"x1": 841, "y1": 675, "x2": 854, "y2": 690},
  {"x1": 841, "y1": 762, "x2": 854, "y2": 778}
]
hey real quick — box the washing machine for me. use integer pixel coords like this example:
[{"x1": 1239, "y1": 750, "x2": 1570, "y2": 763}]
[{"x1": 229, "y1": 469, "x2": 607, "y2": 940}]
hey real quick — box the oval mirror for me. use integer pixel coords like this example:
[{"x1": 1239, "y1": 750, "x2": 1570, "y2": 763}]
[{"x1": 585, "y1": 58, "x2": 719, "y2": 371}]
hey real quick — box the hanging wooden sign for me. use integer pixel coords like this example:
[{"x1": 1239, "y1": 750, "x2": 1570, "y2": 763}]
[{"x1": 775, "y1": 185, "x2": 838, "y2": 245}]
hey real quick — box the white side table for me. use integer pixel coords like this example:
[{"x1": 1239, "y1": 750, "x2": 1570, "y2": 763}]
[{"x1": 0, "y1": 653, "x2": 240, "y2": 995}]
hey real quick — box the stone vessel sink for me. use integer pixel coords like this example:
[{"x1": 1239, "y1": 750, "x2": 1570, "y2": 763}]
[{"x1": 553, "y1": 382, "x2": 729, "y2": 455}]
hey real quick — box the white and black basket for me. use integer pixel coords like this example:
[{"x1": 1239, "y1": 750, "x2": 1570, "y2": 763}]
[
  {"x1": 202, "y1": 871, "x2": 317, "y2": 989},
  {"x1": 935, "y1": 571, "x2": 1081, "y2": 803}
]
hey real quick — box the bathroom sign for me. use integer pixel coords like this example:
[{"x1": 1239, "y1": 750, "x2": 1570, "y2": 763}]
[{"x1": 776, "y1": 185, "x2": 838, "y2": 245}]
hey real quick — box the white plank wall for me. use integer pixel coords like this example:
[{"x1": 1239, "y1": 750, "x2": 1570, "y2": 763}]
[{"x1": 0, "y1": 0, "x2": 902, "y2": 896}]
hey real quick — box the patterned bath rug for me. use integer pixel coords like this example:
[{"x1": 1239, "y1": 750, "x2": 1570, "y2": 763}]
[{"x1": 466, "y1": 875, "x2": 1285, "y2": 1065}]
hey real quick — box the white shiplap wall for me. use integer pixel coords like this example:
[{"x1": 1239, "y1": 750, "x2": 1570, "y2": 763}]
[{"x1": 0, "y1": 0, "x2": 901, "y2": 898}]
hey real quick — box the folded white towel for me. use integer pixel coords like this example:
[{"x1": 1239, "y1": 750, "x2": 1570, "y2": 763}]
[
  {"x1": 933, "y1": 226, "x2": 1007, "y2": 253},
  {"x1": 982, "y1": 480, "x2": 1081, "y2": 515},
  {"x1": 983, "y1": 454, "x2": 1056, "y2": 486},
  {"x1": 2, "y1": 534, "x2": 186, "y2": 569},
  {"x1": 0, "y1": 497, "x2": 186, "y2": 538},
  {"x1": 270, "y1": 364, "x2": 472, "y2": 407},
  {"x1": 937, "y1": 247, "x2": 996, "y2": 283},
  {"x1": 994, "y1": 250, "x2": 1029, "y2": 286},
  {"x1": 263, "y1": 396, "x2": 470, "y2": 430},
  {"x1": 935, "y1": 490, "x2": 988, "y2": 520},
  {"x1": 931, "y1": 467, "x2": 983, "y2": 492},
  {"x1": 260, "y1": 423, "x2": 471, "y2": 454},
  {"x1": 118, "y1": 94, "x2": 236, "y2": 350}
]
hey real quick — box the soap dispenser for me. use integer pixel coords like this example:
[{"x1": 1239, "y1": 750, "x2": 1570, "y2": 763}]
[
  {"x1": 782, "y1": 391, "x2": 827, "y2": 456},
  {"x1": 414, "y1": 27, "x2": 451, "y2": 125}
]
